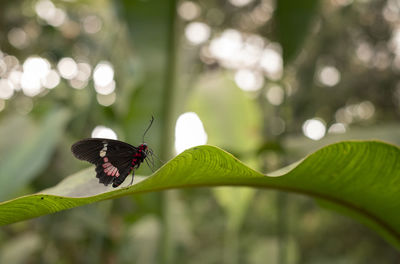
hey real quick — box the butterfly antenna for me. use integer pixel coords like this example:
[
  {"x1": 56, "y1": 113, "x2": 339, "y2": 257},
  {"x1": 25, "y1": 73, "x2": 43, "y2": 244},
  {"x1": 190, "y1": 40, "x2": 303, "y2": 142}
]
[{"x1": 142, "y1": 116, "x2": 154, "y2": 143}]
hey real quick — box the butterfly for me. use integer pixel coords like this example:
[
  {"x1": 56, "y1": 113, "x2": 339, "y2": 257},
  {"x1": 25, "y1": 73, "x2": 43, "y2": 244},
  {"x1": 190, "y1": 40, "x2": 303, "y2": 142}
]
[{"x1": 71, "y1": 117, "x2": 154, "y2": 188}]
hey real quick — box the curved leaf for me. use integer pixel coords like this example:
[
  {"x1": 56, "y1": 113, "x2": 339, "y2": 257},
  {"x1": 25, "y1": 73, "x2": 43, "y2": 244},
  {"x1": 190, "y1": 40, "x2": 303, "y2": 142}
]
[{"x1": 0, "y1": 141, "x2": 399, "y2": 250}]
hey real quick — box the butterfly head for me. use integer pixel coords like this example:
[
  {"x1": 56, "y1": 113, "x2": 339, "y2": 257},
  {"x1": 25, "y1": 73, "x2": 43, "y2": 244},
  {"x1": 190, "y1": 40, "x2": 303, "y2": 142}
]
[
  {"x1": 138, "y1": 143, "x2": 150, "y2": 157},
  {"x1": 138, "y1": 143, "x2": 148, "y2": 151}
]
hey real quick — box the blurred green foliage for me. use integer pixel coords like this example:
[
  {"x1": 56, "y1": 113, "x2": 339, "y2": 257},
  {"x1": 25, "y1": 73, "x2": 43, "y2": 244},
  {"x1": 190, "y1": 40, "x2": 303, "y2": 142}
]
[{"x1": 0, "y1": 0, "x2": 400, "y2": 263}]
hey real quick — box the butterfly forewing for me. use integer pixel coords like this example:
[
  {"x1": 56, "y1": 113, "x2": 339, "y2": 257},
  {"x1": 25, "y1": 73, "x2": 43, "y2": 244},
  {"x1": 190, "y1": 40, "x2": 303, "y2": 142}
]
[
  {"x1": 71, "y1": 138, "x2": 137, "y2": 163},
  {"x1": 71, "y1": 138, "x2": 138, "y2": 186}
]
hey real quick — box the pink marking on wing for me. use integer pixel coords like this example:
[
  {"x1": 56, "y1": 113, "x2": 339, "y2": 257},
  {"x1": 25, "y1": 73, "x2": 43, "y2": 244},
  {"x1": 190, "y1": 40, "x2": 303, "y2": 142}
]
[
  {"x1": 102, "y1": 162, "x2": 112, "y2": 168},
  {"x1": 110, "y1": 167, "x2": 118, "y2": 176},
  {"x1": 106, "y1": 167, "x2": 115, "y2": 176},
  {"x1": 111, "y1": 167, "x2": 119, "y2": 177},
  {"x1": 103, "y1": 157, "x2": 109, "y2": 162},
  {"x1": 116, "y1": 171, "x2": 120, "y2": 177},
  {"x1": 104, "y1": 165, "x2": 114, "y2": 173}
]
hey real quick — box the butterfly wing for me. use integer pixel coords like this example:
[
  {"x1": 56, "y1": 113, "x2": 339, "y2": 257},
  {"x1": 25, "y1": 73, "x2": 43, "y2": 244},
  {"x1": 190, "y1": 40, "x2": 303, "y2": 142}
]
[{"x1": 71, "y1": 138, "x2": 137, "y2": 186}]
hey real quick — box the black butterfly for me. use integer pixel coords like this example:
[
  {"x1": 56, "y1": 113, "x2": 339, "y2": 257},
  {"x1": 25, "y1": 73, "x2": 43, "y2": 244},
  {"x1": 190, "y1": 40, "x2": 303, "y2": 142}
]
[{"x1": 71, "y1": 117, "x2": 154, "y2": 188}]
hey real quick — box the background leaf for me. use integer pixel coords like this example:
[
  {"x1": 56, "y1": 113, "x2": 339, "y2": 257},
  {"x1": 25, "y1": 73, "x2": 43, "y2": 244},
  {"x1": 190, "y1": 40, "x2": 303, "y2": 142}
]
[
  {"x1": 0, "y1": 140, "x2": 399, "y2": 250},
  {"x1": 0, "y1": 109, "x2": 70, "y2": 201},
  {"x1": 276, "y1": 0, "x2": 320, "y2": 63}
]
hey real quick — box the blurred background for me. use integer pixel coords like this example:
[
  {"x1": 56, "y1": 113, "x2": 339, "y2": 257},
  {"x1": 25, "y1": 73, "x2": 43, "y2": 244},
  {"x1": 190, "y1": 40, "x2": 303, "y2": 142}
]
[{"x1": 0, "y1": 0, "x2": 400, "y2": 263}]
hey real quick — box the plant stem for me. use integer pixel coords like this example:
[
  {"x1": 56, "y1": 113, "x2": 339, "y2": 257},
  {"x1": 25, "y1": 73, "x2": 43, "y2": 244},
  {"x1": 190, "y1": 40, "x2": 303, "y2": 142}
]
[
  {"x1": 160, "y1": 0, "x2": 179, "y2": 263},
  {"x1": 159, "y1": 1, "x2": 178, "y2": 159},
  {"x1": 259, "y1": 80, "x2": 289, "y2": 264},
  {"x1": 277, "y1": 192, "x2": 288, "y2": 264},
  {"x1": 223, "y1": 224, "x2": 239, "y2": 264}
]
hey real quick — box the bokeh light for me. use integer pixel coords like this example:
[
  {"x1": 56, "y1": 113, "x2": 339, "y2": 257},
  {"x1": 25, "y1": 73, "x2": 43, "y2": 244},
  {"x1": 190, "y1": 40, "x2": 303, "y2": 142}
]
[
  {"x1": 42, "y1": 70, "x2": 60, "y2": 89},
  {"x1": 318, "y1": 66, "x2": 341, "y2": 87},
  {"x1": 234, "y1": 69, "x2": 264, "y2": 91},
  {"x1": 91, "y1": 126, "x2": 118, "y2": 139},
  {"x1": 93, "y1": 62, "x2": 114, "y2": 87},
  {"x1": 57, "y1": 57, "x2": 78, "y2": 80},
  {"x1": 175, "y1": 112, "x2": 208, "y2": 154},
  {"x1": 0, "y1": 79, "x2": 14, "y2": 99},
  {"x1": 23, "y1": 57, "x2": 50, "y2": 79},
  {"x1": 4, "y1": 55, "x2": 19, "y2": 71},
  {"x1": 302, "y1": 118, "x2": 326, "y2": 140},
  {"x1": 265, "y1": 85, "x2": 284, "y2": 105},
  {"x1": 356, "y1": 42, "x2": 373, "y2": 64},
  {"x1": 229, "y1": 0, "x2": 254, "y2": 7},
  {"x1": 21, "y1": 56, "x2": 51, "y2": 97},
  {"x1": 328, "y1": 123, "x2": 347, "y2": 134},
  {"x1": 331, "y1": 0, "x2": 353, "y2": 7},
  {"x1": 251, "y1": 2, "x2": 274, "y2": 25},
  {"x1": 178, "y1": 1, "x2": 200, "y2": 21},
  {"x1": 76, "y1": 63, "x2": 92, "y2": 81},
  {"x1": 209, "y1": 29, "x2": 243, "y2": 67},
  {"x1": 82, "y1": 15, "x2": 102, "y2": 34},
  {"x1": 35, "y1": 0, "x2": 56, "y2": 21},
  {"x1": 208, "y1": 30, "x2": 268, "y2": 70},
  {"x1": 47, "y1": 8, "x2": 66, "y2": 27},
  {"x1": 8, "y1": 28, "x2": 28, "y2": 49},
  {"x1": 383, "y1": 0, "x2": 399, "y2": 22},
  {"x1": 35, "y1": 0, "x2": 66, "y2": 27},
  {"x1": 97, "y1": 92, "x2": 116, "y2": 106},
  {"x1": 335, "y1": 101, "x2": 375, "y2": 124},
  {"x1": 260, "y1": 47, "x2": 283, "y2": 80},
  {"x1": 70, "y1": 62, "x2": 91, "y2": 89},
  {"x1": 185, "y1": 22, "x2": 211, "y2": 45},
  {"x1": 8, "y1": 70, "x2": 22, "y2": 91},
  {"x1": 95, "y1": 80, "x2": 115, "y2": 95},
  {"x1": 0, "y1": 59, "x2": 7, "y2": 77},
  {"x1": 357, "y1": 101, "x2": 375, "y2": 119},
  {"x1": 390, "y1": 28, "x2": 400, "y2": 56}
]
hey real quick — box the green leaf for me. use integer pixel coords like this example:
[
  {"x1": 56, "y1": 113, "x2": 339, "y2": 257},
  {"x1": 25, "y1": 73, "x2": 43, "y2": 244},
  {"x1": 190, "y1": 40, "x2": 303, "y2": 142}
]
[
  {"x1": 0, "y1": 141, "x2": 399, "y2": 250},
  {"x1": 0, "y1": 109, "x2": 70, "y2": 201},
  {"x1": 276, "y1": 0, "x2": 319, "y2": 63},
  {"x1": 189, "y1": 72, "x2": 261, "y2": 153}
]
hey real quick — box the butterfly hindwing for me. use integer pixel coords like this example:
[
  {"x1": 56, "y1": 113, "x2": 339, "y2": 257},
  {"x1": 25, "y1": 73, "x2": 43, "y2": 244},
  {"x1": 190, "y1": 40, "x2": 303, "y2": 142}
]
[{"x1": 71, "y1": 138, "x2": 138, "y2": 186}]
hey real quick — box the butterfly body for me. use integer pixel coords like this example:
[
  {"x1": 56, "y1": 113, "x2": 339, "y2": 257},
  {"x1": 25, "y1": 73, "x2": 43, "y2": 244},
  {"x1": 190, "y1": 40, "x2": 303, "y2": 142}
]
[{"x1": 71, "y1": 138, "x2": 149, "y2": 188}]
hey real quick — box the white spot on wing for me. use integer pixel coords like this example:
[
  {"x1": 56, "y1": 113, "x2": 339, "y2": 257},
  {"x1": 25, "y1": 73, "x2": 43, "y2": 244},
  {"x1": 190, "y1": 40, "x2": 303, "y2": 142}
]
[{"x1": 99, "y1": 143, "x2": 108, "y2": 157}]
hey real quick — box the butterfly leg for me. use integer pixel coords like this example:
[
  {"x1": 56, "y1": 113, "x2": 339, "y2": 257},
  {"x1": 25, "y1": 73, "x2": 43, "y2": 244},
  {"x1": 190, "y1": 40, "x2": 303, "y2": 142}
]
[
  {"x1": 149, "y1": 149, "x2": 164, "y2": 164},
  {"x1": 149, "y1": 154, "x2": 156, "y2": 170},
  {"x1": 144, "y1": 158, "x2": 153, "y2": 172},
  {"x1": 129, "y1": 170, "x2": 135, "y2": 186}
]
